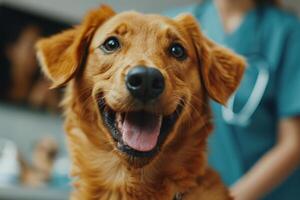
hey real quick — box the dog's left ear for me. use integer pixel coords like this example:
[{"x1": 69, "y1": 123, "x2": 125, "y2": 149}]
[
  {"x1": 176, "y1": 14, "x2": 246, "y2": 105},
  {"x1": 36, "y1": 5, "x2": 115, "y2": 88}
]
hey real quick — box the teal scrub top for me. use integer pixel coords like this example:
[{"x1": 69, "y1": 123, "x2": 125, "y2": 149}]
[{"x1": 166, "y1": 1, "x2": 300, "y2": 200}]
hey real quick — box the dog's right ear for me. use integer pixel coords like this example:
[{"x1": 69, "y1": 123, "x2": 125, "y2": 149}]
[
  {"x1": 36, "y1": 5, "x2": 115, "y2": 88},
  {"x1": 176, "y1": 14, "x2": 246, "y2": 105}
]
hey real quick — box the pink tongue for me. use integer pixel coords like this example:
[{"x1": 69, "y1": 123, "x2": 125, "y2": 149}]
[{"x1": 121, "y1": 112, "x2": 162, "y2": 152}]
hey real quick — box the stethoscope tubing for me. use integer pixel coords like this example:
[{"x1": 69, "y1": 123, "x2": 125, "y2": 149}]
[{"x1": 222, "y1": 57, "x2": 270, "y2": 126}]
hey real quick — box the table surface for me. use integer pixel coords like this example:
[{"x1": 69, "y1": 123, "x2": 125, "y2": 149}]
[
  {"x1": 0, "y1": 186, "x2": 70, "y2": 200},
  {"x1": 0, "y1": 103, "x2": 70, "y2": 200}
]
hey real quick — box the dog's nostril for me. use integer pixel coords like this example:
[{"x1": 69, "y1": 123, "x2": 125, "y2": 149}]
[
  {"x1": 152, "y1": 78, "x2": 164, "y2": 90},
  {"x1": 129, "y1": 75, "x2": 143, "y2": 88}
]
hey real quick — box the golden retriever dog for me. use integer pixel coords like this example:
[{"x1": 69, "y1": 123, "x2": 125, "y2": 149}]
[{"x1": 36, "y1": 5, "x2": 245, "y2": 200}]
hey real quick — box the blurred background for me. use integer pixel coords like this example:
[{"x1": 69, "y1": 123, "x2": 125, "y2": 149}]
[{"x1": 0, "y1": 0, "x2": 299, "y2": 200}]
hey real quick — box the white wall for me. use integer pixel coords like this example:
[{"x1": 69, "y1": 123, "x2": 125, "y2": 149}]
[
  {"x1": 0, "y1": 0, "x2": 198, "y2": 23},
  {"x1": 0, "y1": 0, "x2": 299, "y2": 23},
  {"x1": 285, "y1": 0, "x2": 300, "y2": 13}
]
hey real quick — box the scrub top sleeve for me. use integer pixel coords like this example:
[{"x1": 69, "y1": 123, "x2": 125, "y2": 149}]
[{"x1": 277, "y1": 20, "x2": 300, "y2": 118}]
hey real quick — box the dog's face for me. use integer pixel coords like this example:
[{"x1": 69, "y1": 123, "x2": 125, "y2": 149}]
[{"x1": 36, "y1": 6, "x2": 245, "y2": 167}]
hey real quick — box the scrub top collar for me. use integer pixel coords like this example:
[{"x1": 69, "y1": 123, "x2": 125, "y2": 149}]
[{"x1": 194, "y1": 0, "x2": 265, "y2": 56}]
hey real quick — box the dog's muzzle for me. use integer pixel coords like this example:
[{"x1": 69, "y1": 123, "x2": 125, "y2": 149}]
[{"x1": 97, "y1": 66, "x2": 184, "y2": 159}]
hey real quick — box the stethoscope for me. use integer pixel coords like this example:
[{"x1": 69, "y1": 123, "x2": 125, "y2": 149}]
[
  {"x1": 222, "y1": 55, "x2": 270, "y2": 126},
  {"x1": 218, "y1": 1, "x2": 273, "y2": 127},
  {"x1": 194, "y1": 2, "x2": 271, "y2": 127}
]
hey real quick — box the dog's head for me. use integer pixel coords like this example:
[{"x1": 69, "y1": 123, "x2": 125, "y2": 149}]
[{"x1": 36, "y1": 5, "x2": 245, "y2": 168}]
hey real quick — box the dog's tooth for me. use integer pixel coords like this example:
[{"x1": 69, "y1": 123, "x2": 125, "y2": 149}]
[
  {"x1": 159, "y1": 115, "x2": 163, "y2": 122},
  {"x1": 118, "y1": 121, "x2": 123, "y2": 132},
  {"x1": 117, "y1": 113, "x2": 123, "y2": 124},
  {"x1": 116, "y1": 113, "x2": 120, "y2": 122},
  {"x1": 117, "y1": 142, "x2": 122, "y2": 149},
  {"x1": 116, "y1": 113, "x2": 123, "y2": 131}
]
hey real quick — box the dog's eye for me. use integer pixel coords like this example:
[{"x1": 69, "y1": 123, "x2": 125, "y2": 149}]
[
  {"x1": 169, "y1": 43, "x2": 187, "y2": 60},
  {"x1": 100, "y1": 36, "x2": 120, "y2": 53}
]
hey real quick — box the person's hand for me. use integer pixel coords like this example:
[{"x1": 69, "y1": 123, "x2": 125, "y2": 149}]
[{"x1": 230, "y1": 183, "x2": 258, "y2": 200}]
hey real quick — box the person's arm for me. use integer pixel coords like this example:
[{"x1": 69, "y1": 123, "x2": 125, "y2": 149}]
[{"x1": 230, "y1": 117, "x2": 300, "y2": 200}]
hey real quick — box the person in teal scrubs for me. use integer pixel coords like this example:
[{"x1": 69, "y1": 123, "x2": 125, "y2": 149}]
[{"x1": 166, "y1": 0, "x2": 300, "y2": 199}]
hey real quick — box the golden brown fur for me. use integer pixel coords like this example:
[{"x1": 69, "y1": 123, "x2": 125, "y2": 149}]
[{"x1": 36, "y1": 5, "x2": 245, "y2": 200}]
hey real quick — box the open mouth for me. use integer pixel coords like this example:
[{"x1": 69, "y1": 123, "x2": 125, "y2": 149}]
[{"x1": 98, "y1": 98, "x2": 184, "y2": 158}]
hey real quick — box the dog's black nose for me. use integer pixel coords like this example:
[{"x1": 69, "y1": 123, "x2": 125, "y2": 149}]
[{"x1": 126, "y1": 66, "x2": 165, "y2": 102}]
